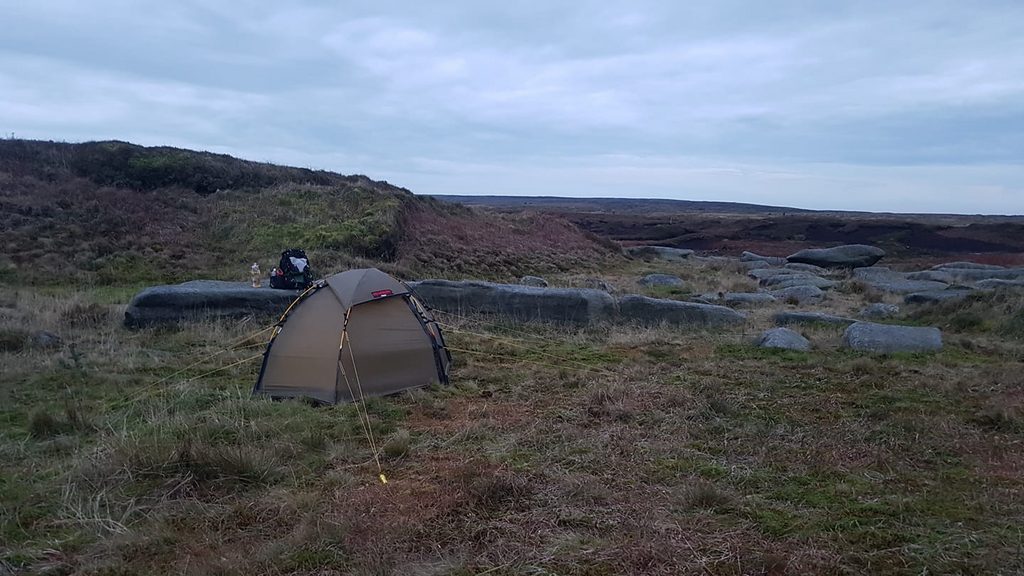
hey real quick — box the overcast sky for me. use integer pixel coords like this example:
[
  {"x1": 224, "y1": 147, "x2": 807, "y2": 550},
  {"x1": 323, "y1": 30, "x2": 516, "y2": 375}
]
[{"x1": 2, "y1": 1, "x2": 1022, "y2": 214}]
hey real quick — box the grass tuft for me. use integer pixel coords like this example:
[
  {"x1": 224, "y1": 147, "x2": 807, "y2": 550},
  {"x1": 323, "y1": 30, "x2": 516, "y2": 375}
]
[
  {"x1": 463, "y1": 469, "x2": 533, "y2": 510},
  {"x1": 681, "y1": 481, "x2": 735, "y2": 511},
  {"x1": 0, "y1": 328, "x2": 27, "y2": 352},
  {"x1": 382, "y1": 429, "x2": 411, "y2": 460},
  {"x1": 28, "y1": 406, "x2": 93, "y2": 438}
]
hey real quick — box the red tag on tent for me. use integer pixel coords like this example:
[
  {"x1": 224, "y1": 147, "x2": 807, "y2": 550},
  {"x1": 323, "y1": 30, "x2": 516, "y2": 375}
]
[{"x1": 371, "y1": 289, "x2": 393, "y2": 298}]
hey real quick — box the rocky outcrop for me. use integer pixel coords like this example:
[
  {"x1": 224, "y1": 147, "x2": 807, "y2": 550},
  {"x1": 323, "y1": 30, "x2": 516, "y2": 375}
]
[
  {"x1": 774, "y1": 311, "x2": 856, "y2": 327},
  {"x1": 843, "y1": 322, "x2": 942, "y2": 353},
  {"x1": 639, "y1": 274, "x2": 685, "y2": 287},
  {"x1": 520, "y1": 276, "x2": 549, "y2": 288},
  {"x1": 624, "y1": 246, "x2": 694, "y2": 261},
  {"x1": 741, "y1": 251, "x2": 787, "y2": 266},
  {"x1": 755, "y1": 328, "x2": 810, "y2": 351},
  {"x1": 787, "y1": 244, "x2": 885, "y2": 269},
  {"x1": 860, "y1": 303, "x2": 899, "y2": 319},
  {"x1": 617, "y1": 295, "x2": 746, "y2": 327},
  {"x1": 410, "y1": 280, "x2": 615, "y2": 326},
  {"x1": 124, "y1": 281, "x2": 302, "y2": 327},
  {"x1": 126, "y1": 278, "x2": 749, "y2": 329}
]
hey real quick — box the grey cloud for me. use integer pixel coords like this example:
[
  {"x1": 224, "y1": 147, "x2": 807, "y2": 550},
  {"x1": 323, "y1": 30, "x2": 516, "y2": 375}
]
[{"x1": 1, "y1": 1, "x2": 1022, "y2": 212}]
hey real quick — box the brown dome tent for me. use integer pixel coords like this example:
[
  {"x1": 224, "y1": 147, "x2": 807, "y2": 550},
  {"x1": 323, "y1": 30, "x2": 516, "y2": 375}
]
[{"x1": 253, "y1": 268, "x2": 451, "y2": 404}]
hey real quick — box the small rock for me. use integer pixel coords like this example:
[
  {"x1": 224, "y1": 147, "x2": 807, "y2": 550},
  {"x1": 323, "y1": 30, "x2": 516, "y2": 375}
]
[
  {"x1": 774, "y1": 312, "x2": 856, "y2": 327},
  {"x1": 770, "y1": 285, "x2": 825, "y2": 305},
  {"x1": 843, "y1": 322, "x2": 942, "y2": 353},
  {"x1": 0, "y1": 307, "x2": 26, "y2": 320},
  {"x1": 904, "y1": 289, "x2": 974, "y2": 304},
  {"x1": 30, "y1": 330, "x2": 64, "y2": 349},
  {"x1": 693, "y1": 256, "x2": 734, "y2": 264},
  {"x1": 742, "y1": 260, "x2": 772, "y2": 270},
  {"x1": 860, "y1": 303, "x2": 900, "y2": 319},
  {"x1": 582, "y1": 278, "x2": 614, "y2": 292},
  {"x1": 624, "y1": 246, "x2": 694, "y2": 261},
  {"x1": 741, "y1": 251, "x2": 787, "y2": 266},
  {"x1": 520, "y1": 275, "x2": 548, "y2": 288},
  {"x1": 788, "y1": 244, "x2": 885, "y2": 269},
  {"x1": 784, "y1": 262, "x2": 828, "y2": 275},
  {"x1": 906, "y1": 270, "x2": 954, "y2": 283},
  {"x1": 853, "y1": 266, "x2": 903, "y2": 282},
  {"x1": 700, "y1": 292, "x2": 777, "y2": 306},
  {"x1": 755, "y1": 328, "x2": 811, "y2": 351},
  {"x1": 867, "y1": 280, "x2": 950, "y2": 294},
  {"x1": 639, "y1": 274, "x2": 685, "y2": 287},
  {"x1": 748, "y1": 268, "x2": 802, "y2": 281}
]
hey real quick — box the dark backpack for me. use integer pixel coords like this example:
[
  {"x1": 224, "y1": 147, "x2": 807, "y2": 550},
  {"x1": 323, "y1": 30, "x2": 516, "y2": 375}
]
[{"x1": 269, "y1": 248, "x2": 314, "y2": 290}]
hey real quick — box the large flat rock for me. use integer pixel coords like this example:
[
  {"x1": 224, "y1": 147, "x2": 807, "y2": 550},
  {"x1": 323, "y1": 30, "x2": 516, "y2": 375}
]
[
  {"x1": 410, "y1": 280, "x2": 616, "y2": 326},
  {"x1": 787, "y1": 244, "x2": 885, "y2": 269},
  {"x1": 125, "y1": 281, "x2": 303, "y2": 327},
  {"x1": 760, "y1": 274, "x2": 839, "y2": 290},
  {"x1": 843, "y1": 322, "x2": 942, "y2": 353},
  {"x1": 617, "y1": 294, "x2": 746, "y2": 328}
]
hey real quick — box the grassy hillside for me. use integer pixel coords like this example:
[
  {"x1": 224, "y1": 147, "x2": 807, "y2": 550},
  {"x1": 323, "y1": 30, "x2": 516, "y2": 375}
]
[{"x1": 0, "y1": 139, "x2": 617, "y2": 286}]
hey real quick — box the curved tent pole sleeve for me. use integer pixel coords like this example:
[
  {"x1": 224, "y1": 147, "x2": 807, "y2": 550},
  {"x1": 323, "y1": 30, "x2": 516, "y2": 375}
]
[
  {"x1": 409, "y1": 295, "x2": 453, "y2": 377},
  {"x1": 406, "y1": 295, "x2": 450, "y2": 385},
  {"x1": 334, "y1": 307, "x2": 353, "y2": 404},
  {"x1": 400, "y1": 281, "x2": 439, "y2": 314}
]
